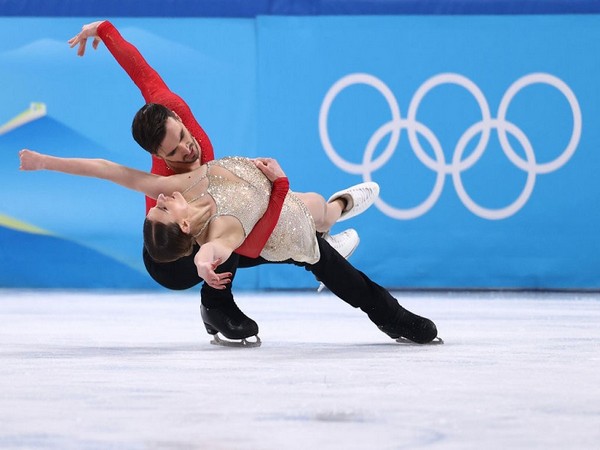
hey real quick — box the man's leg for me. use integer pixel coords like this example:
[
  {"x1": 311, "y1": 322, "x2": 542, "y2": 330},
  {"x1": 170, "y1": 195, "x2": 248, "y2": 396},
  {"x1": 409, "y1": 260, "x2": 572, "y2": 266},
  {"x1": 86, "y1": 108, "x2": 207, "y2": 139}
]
[
  {"x1": 142, "y1": 246, "x2": 201, "y2": 290},
  {"x1": 237, "y1": 236, "x2": 438, "y2": 344},
  {"x1": 199, "y1": 252, "x2": 259, "y2": 340},
  {"x1": 142, "y1": 247, "x2": 259, "y2": 340},
  {"x1": 302, "y1": 237, "x2": 438, "y2": 344}
]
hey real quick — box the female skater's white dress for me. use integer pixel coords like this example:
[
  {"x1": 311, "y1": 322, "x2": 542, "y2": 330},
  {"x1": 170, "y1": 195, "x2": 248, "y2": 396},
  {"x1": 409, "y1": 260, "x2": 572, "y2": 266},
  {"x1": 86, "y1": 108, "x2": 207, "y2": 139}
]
[{"x1": 194, "y1": 156, "x2": 320, "y2": 264}]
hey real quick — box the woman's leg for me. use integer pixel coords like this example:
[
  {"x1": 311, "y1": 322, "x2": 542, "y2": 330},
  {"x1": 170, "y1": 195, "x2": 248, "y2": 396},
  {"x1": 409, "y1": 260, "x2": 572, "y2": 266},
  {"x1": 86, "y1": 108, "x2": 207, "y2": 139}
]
[
  {"x1": 295, "y1": 192, "x2": 345, "y2": 233},
  {"x1": 296, "y1": 181, "x2": 380, "y2": 232}
]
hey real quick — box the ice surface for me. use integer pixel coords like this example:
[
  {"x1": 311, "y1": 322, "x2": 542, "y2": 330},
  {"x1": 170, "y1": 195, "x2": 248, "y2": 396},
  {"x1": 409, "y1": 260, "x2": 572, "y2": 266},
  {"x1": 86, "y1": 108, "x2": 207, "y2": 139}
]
[{"x1": 0, "y1": 289, "x2": 598, "y2": 449}]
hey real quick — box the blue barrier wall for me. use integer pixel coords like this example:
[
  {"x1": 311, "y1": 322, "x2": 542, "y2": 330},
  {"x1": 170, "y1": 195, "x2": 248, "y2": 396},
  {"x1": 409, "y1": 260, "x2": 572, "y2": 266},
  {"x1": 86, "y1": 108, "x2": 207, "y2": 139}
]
[
  {"x1": 1, "y1": 6, "x2": 599, "y2": 290},
  {"x1": 256, "y1": 15, "x2": 600, "y2": 289}
]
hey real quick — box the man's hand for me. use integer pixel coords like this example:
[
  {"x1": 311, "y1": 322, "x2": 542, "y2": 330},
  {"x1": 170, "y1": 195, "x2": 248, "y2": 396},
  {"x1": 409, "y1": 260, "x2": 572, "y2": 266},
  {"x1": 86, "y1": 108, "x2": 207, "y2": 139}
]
[
  {"x1": 19, "y1": 149, "x2": 46, "y2": 171},
  {"x1": 253, "y1": 157, "x2": 286, "y2": 182},
  {"x1": 68, "y1": 21, "x2": 106, "y2": 57}
]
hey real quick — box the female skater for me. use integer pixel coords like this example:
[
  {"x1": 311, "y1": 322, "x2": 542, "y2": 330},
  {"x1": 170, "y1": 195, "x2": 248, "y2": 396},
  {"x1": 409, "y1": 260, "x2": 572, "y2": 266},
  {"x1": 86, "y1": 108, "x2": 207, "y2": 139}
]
[{"x1": 19, "y1": 149, "x2": 378, "y2": 289}]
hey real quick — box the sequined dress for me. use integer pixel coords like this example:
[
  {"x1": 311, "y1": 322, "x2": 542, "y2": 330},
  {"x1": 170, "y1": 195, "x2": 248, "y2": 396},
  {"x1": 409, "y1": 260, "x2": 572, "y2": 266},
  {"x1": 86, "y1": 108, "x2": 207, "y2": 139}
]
[{"x1": 196, "y1": 157, "x2": 320, "y2": 264}]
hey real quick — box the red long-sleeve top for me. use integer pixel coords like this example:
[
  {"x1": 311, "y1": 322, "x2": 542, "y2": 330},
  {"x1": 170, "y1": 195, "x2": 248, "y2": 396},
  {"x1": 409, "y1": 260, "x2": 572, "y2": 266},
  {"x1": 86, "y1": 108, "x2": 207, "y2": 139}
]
[{"x1": 97, "y1": 21, "x2": 288, "y2": 258}]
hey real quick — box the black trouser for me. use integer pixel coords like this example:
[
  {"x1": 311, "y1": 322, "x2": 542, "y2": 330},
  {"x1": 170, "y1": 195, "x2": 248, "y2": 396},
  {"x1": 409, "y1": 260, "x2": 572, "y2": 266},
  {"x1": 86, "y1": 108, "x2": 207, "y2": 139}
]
[
  {"x1": 143, "y1": 245, "x2": 243, "y2": 308},
  {"x1": 143, "y1": 236, "x2": 400, "y2": 325}
]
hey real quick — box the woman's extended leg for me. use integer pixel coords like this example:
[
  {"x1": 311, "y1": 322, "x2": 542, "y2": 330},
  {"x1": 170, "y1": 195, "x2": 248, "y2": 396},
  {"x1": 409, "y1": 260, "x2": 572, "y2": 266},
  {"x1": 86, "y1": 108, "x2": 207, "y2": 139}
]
[
  {"x1": 295, "y1": 192, "x2": 345, "y2": 232},
  {"x1": 295, "y1": 181, "x2": 381, "y2": 232}
]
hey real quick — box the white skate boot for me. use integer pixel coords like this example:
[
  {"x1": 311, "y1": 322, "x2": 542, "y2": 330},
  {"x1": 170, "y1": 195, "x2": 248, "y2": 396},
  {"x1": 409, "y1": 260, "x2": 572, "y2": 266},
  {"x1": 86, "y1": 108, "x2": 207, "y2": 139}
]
[
  {"x1": 317, "y1": 228, "x2": 360, "y2": 292},
  {"x1": 328, "y1": 181, "x2": 380, "y2": 222},
  {"x1": 324, "y1": 228, "x2": 360, "y2": 259}
]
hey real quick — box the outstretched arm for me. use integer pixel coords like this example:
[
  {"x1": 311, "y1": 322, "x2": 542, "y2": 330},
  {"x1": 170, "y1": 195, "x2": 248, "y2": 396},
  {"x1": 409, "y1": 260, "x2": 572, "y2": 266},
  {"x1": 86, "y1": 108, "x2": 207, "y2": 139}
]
[
  {"x1": 70, "y1": 20, "x2": 214, "y2": 160},
  {"x1": 19, "y1": 149, "x2": 169, "y2": 200},
  {"x1": 69, "y1": 20, "x2": 170, "y2": 106},
  {"x1": 69, "y1": 20, "x2": 215, "y2": 205}
]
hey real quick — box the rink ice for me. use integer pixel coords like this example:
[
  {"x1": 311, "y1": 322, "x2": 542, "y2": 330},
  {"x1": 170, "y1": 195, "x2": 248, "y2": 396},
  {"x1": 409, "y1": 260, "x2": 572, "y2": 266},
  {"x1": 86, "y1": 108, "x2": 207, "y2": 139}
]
[{"x1": 0, "y1": 289, "x2": 598, "y2": 449}]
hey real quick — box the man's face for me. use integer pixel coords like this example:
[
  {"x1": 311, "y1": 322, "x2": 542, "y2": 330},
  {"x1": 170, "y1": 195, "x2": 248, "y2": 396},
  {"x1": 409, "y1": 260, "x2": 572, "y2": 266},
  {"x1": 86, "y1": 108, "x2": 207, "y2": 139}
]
[{"x1": 156, "y1": 117, "x2": 201, "y2": 172}]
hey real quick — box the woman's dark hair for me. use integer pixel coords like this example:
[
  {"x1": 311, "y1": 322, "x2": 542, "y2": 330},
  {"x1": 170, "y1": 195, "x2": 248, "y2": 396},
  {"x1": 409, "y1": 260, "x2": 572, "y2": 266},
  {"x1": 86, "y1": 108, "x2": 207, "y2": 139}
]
[
  {"x1": 143, "y1": 218, "x2": 194, "y2": 263},
  {"x1": 132, "y1": 103, "x2": 178, "y2": 155}
]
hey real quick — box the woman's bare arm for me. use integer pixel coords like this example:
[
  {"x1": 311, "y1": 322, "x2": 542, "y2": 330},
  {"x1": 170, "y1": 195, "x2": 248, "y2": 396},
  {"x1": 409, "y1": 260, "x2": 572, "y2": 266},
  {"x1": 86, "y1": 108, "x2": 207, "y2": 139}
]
[
  {"x1": 19, "y1": 149, "x2": 171, "y2": 200},
  {"x1": 193, "y1": 216, "x2": 245, "y2": 289}
]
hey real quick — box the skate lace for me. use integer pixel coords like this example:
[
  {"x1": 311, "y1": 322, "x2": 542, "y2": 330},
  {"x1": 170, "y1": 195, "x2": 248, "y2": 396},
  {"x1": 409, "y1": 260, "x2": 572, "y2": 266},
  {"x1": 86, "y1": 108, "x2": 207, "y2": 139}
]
[{"x1": 354, "y1": 185, "x2": 376, "y2": 203}]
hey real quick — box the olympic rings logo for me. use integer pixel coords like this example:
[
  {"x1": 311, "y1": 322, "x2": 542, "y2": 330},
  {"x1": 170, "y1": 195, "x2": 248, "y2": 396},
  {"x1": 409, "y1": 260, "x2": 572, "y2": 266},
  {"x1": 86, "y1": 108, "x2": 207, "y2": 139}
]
[{"x1": 319, "y1": 73, "x2": 582, "y2": 220}]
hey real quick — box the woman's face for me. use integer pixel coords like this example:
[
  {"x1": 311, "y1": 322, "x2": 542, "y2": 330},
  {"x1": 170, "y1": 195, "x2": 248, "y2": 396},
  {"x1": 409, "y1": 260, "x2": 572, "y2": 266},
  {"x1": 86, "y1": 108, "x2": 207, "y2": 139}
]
[{"x1": 147, "y1": 192, "x2": 189, "y2": 227}]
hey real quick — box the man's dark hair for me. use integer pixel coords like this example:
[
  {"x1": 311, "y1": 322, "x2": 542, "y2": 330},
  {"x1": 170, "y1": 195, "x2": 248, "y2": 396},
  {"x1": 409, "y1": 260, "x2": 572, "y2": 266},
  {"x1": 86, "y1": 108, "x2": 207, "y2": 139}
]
[
  {"x1": 143, "y1": 218, "x2": 194, "y2": 263},
  {"x1": 132, "y1": 103, "x2": 178, "y2": 155}
]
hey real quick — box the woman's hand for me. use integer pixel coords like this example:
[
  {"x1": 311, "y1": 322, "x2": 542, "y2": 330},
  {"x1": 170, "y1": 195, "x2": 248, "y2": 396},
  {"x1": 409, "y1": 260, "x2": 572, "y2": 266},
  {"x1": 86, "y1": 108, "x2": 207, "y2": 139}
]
[
  {"x1": 19, "y1": 149, "x2": 46, "y2": 171},
  {"x1": 194, "y1": 255, "x2": 232, "y2": 290},
  {"x1": 253, "y1": 157, "x2": 286, "y2": 182},
  {"x1": 68, "y1": 21, "x2": 106, "y2": 57}
]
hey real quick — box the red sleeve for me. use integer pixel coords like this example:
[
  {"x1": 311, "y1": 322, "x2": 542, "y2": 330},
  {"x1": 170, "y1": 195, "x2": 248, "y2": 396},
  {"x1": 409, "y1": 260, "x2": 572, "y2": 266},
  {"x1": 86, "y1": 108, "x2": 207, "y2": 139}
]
[{"x1": 235, "y1": 177, "x2": 290, "y2": 258}]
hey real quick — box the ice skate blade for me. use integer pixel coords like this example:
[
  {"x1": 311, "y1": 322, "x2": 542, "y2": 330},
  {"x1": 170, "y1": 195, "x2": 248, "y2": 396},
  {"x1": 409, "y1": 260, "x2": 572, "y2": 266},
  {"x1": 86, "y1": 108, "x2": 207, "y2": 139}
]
[
  {"x1": 210, "y1": 333, "x2": 262, "y2": 348},
  {"x1": 395, "y1": 337, "x2": 444, "y2": 346}
]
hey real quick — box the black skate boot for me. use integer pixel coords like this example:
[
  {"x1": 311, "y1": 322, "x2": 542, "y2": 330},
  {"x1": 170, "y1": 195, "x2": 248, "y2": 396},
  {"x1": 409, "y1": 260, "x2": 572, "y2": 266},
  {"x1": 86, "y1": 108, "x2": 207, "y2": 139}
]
[
  {"x1": 377, "y1": 306, "x2": 442, "y2": 345},
  {"x1": 201, "y1": 304, "x2": 261, "y2": 347},
  {"x1": 359, "y1": 287, "x2": 442, "y2": 344}
]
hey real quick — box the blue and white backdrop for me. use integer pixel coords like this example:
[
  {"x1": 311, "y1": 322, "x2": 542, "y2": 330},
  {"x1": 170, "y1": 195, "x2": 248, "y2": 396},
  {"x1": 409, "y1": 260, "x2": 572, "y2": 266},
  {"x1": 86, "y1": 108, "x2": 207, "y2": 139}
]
[{"x1": 1, "y1": 15, "x2": 599, "y2": 289}]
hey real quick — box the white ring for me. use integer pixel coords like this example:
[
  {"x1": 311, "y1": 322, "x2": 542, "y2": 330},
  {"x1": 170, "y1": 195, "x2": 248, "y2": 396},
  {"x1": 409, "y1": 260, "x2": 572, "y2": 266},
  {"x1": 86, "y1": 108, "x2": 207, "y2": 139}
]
[{"x1": 319, "y1": 72, "x2": 581, "y2": 219}]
